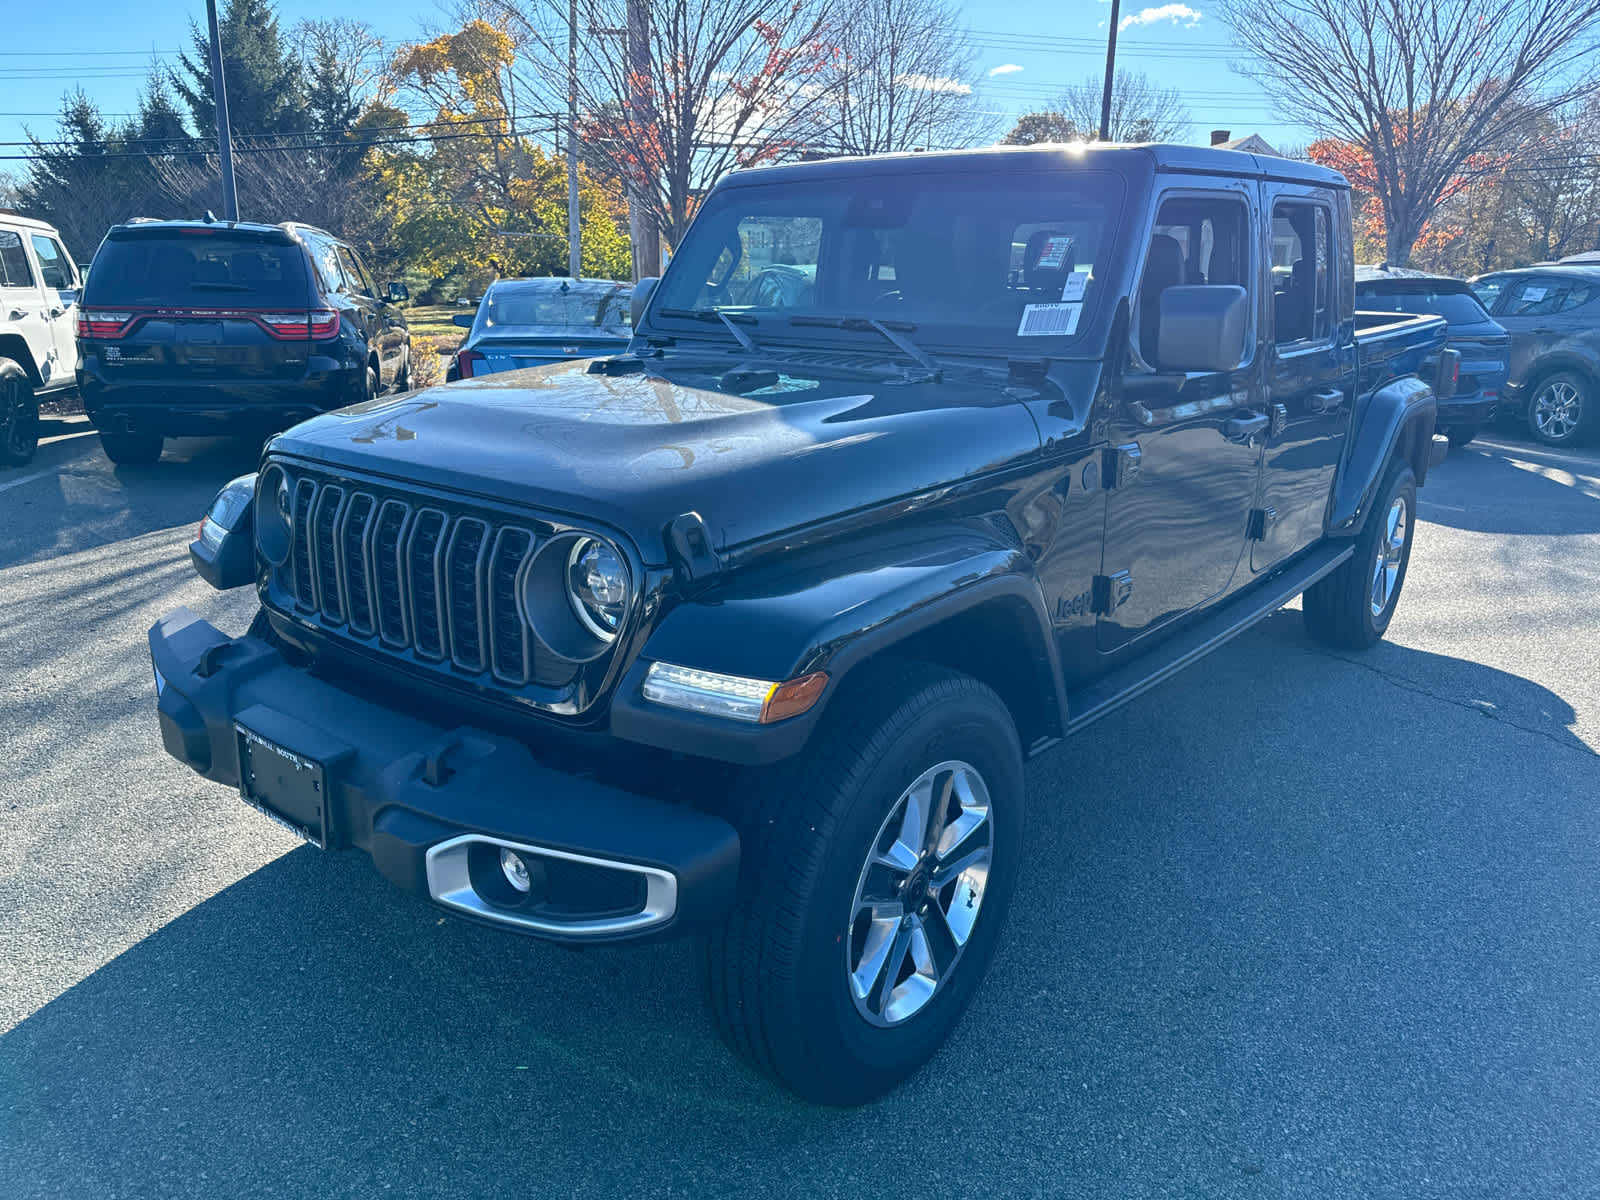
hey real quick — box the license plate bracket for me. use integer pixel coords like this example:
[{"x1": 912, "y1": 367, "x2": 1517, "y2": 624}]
[{"x1": 234, "y1": 704, "x2": 353, "y2": 850}]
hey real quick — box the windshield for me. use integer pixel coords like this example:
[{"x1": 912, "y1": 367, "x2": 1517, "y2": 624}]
[
  {"x1": 1356, "y1": 285, "x2": 1491, "y2": 325},
  {"x1": 481, "y1": 279, "x2": 632, "y2": 332},
  {"x1": 85, "y1": 232, "x2": 310, "y2": 307},
  {"x1": 652, "y1": 169, "x2": 1124, "y2": 349}
]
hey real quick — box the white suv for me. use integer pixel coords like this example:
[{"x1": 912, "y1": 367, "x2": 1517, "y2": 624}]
[{"x1": 0, "y1": 211, "x2": 82, "y2": 465}]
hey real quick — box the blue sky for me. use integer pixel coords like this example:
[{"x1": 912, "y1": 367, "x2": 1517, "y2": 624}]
[{"x1": 0, "y1": 0, "x2": 1313, "y2": 174}]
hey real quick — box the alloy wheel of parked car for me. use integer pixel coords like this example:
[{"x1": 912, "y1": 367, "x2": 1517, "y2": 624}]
[
  {"x1": 0, "y1": 366, "x2": 39, "y2": 467},
  {"x1": 846, "y1": 759, "x2": 994, "y2": 1028},
  {"x1": 699, "y1": 661, "x2": 1022, "y2": 1105},
  {"x1": 1368, "y1": 495, "x2": 1409, "y2": 619},
  {"x1": 1528, "y1": 373, "x2": 1589, "y2": 445},
  {"x1": 1303, "y1": 460, "x2": 1417, "y2": 650}
]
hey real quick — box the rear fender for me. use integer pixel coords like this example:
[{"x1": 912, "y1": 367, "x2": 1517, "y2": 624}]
[
  {"x1": 608, "y1": 523, "x2": 1067, "y2": 764},
  {"x1": 1329, "y1": 375, "x2": 1436, "y2": 535}
]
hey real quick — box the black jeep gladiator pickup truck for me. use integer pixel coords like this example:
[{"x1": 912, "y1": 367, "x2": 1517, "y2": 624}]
[{"x1": 151, "y1": 144, "x2": 1450, "y2": 1105}]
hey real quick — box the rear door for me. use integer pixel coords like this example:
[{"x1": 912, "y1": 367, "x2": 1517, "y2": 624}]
[
  {"x1": 334, "y1": 243, "x2": 391, "y2": 384},
  {"x1": 0, "y1": 228, "x2": 65, "y2": 389},
  {"x1": 1253, "y1": 186, "x2": 1354, "y2": 572},
  {"x1": 27, "y1": 232, "x2": 80, "y2": 386}
]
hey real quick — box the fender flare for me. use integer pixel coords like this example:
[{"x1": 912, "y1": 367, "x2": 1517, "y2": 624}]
[
  {"x1": 1328, "y1": 375, "x2": 1437, "y2": 536},
  {"x1": 608, "y1": 523, "x2": 1068, "y2": 765}
]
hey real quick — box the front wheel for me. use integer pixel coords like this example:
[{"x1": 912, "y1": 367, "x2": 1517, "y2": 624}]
[
  {"x1": 1527, "y1": 372, "x2": 1590, "y2": 445},
  {"x1": 1303, "y1": 460, "x2": 1417, "y2": 650},
  {"x1": 0, "y1": 361, "x2": 39, "y2": 466},
  {"x1": 698, "y1": 662, "x2": 1023, "y2": 1105}
]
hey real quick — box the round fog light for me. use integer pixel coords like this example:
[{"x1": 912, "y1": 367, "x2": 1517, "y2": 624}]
[{"x1": 499, "y1": 847, "x2": 532, "y2": 893}]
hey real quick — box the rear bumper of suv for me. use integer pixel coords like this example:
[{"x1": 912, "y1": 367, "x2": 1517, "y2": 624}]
[
  {"x1": 149, "y1": 607, "x2": 740, "y2": 944},
  {"x1": 1435, "y1": 388, "x2": 1497, "y2": 430},
  {"x1": 79, "y1": 365, "x2": 361, "y2": 437}
]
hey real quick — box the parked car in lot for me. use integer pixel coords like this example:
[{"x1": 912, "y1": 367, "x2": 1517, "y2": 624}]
[
  {"x1": 1470, "y1": 265, "x2": 1600, "y2": 445},
  {"x1": 447, "y1": 277, "x2": 632, "y2": 381},
  {"x1": 1356, "y1": 266, "x2": 1508, "y2": 447},
  {"x1": 76, "y1": 218, "x2": 411, "y2": 465},
  {"x1": 0, "y1": 211, "x2": 82, "y2": 465},
  {"x1": 155, "y1": 144, "x2": 1449, "y2": 1105}
]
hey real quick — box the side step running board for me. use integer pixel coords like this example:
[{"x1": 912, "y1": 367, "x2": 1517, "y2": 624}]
[{"x1": 1064, "y1": 542, "x2": 1354, "y2": 735}]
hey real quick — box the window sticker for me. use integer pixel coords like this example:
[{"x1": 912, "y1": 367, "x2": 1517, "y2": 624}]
[
  {"x1": 1034, "y1": 236, "x2": 1073, "y2": 271},
  {"x1": 1017, "y1": 303, "x2": 1082, "y2": 337},
  {"x1": 1521, "y1": 286, "x2": 1548, "y2": 302},
  {"x1": 1061, "y1": 268, "x2": 1090, "y2": 302}
]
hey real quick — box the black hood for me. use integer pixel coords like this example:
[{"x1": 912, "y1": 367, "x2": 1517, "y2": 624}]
[{"x1": 268, "y1": 358, "x2": 1043, "y2": 563}]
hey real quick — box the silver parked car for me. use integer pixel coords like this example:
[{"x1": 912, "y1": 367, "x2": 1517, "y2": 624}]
[{"x1": 447, "y1": 277, "x2": 632, "y2": 381}]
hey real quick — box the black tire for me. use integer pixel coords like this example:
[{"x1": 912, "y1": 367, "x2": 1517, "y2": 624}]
[
  {"x1": 1526, "y1": 371, "x2": 1590, "y2": 446},
  {"x1": 1445, "y1": 425, "x2": 1480, "y2": 449},
  {"x1": 0, "y1": 359, "x2": 39, "y2": 467},
  {"x1": 698, "y1": 661, "x2": 1023, "y2": 1105},
  {"x1": 394, "y1": 349, "x2": 411, "y2": 392},
  {"x1": 364, "y1": 363, "x2": 380, "y2": 402},
  {"x1": 99, "y1": 430, "x2": 164, "y2": 466},
  {"x1": 1303, "y1": 459, "x2": 1417, "y2": 650}
]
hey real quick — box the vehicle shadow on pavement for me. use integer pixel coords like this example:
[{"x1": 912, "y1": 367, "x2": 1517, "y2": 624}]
[
  {"x1": 1421, "y1": 439, "x2": 1600, "y2": 535},
  {"x1": 2, "y1": 611, "x2": 1596, "y2": 1199},
  {"x1": 1, "y1": 436, "x2": 264, "y2": 569}
]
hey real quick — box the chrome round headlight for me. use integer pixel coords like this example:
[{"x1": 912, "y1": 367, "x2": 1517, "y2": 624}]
[
  {"x1": 565, "y1": 538, "x2": 629, "y2": 641},
  {"x1": 256, "y1": 463, "x2": 292, "y2": 566}
]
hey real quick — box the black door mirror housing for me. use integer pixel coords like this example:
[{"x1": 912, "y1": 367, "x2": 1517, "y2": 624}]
[
  {"x1": 452, "y1": 312, "x2": 475, "y2": 328},
  {"x1": 386, "y1": 282, "x2": 410, "y2": 303},
  {"x1": 631, "y1": 277, "x2": 659, "y2": 327},
  {"x1": 1153, "y1": 285, "x2": 1249, "y2": 373}
]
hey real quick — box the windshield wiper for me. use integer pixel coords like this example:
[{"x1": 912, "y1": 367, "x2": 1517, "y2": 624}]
[
  {"x1": 657, "y1": 306, "x2": 760, "y2": 353},
  {"x1": 787, "y1": 315, "x2": 941, "y2": 375}
]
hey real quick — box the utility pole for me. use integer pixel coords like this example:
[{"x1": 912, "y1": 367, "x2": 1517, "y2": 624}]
[
  {"x1": 626, "y1": 0, "x2": 661, "y2": 279},
  {"x1": 205, "y1": 0, "x2": 239, "y2": 220},
  {"x1": 1098, "y1": 0, "x2": 1121, "y2": 143},
  {"x1": 567, "y1": 0, "x2": 582, "y2": 279}
]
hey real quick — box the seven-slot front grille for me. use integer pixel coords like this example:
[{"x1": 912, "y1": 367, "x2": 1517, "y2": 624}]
[{"x1": 273, "y1": 470, "x2": 560, "y2": 687}]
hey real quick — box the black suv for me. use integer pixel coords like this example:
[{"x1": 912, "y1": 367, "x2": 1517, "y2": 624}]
[{"x1": 76, "y1": 218, "x2": 411, "y2": 465}]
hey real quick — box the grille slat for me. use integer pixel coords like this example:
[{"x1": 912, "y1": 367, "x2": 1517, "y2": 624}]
[{"x1": 270, "y1": 469, "x2": 598, "y2": 691}]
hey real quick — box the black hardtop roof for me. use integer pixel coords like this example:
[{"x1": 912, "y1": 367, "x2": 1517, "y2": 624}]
[{"x1": 722, "y1": 142, "x2": 1347, "y2": 190}]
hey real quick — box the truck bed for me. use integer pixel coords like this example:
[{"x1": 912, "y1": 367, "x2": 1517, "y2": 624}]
[{"x1": 1354, "y1": 310, "x2": 1448, "y2": 385}]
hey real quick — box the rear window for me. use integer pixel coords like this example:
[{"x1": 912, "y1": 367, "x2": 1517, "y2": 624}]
[
  {"x1": 1356, "y1": 286, "x2": 1490, "y2": 325},
  {"x1": 85, "y1": 232, "x2": 311, "y2": 307},
  {"x1": 481, "y1": 280, "x2": 632, "y2": 332}
]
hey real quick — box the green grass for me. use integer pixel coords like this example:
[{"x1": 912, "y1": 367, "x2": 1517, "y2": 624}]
[{"x1": 404, "y1": 303, "x2": 469, "y2": 346}]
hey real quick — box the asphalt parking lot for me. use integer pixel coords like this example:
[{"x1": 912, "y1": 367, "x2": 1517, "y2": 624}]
[{"x1": 2, "y1": 418, "x2": 1597, "y2": 1199}]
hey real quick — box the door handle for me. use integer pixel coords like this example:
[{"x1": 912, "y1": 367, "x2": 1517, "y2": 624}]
[
  {"x1": 6, "y1": 309, "x2": 25, "y2": 321},
  {"x1": 48, "y1": 307, "x2": 64, "y2": 319},
  {"x1": 1222, "y1": 413, "x2": 1270, "y2": 443},
  {"x1": 1308, "y1": 389, "x2": 1344, "y2": 413}
]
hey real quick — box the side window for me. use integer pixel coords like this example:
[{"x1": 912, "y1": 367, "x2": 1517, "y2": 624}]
[
  {"x1": 1271, "y1": 201, "x2": 1333, "y2": 345},
  {"x1": 1471, "y1": 276, "x2": 1508, "y2": 313},
  {"x1": 29, "y1": 236, "x2": 71, "y2": 290},
  {"x1": 1500, "y1": 278, "x2": 1592, "y2": 317},
  {"x1": 336, "y1": 245, "x2": 373, "y2": 297},
  {"x1": 347, "y1": 248, "x2": 380, "y2": 297},
  {"x1": 304, "y1": 235, "x2": 345, "y2": 294},
  {"x1": 0, "y1": 231, "x2": 34, "y2": 288},
  {"x1": 1136, "y1": 194, "x2": 1251, "y2": 368}
]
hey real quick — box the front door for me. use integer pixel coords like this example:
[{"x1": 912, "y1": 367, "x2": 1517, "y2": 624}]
[
  {"x1": 27, "y1": 232, "x2": 80, "y2": 387},
  {"x1": 1098, "y1": 191, "x2": 1265, "y2": 652},
  {"x1": 0, "y1": 230, "x2": 64, "y2": 390},
  {"x1": 1253, "y1": 189, "x2": 1355, "y2": 572}
]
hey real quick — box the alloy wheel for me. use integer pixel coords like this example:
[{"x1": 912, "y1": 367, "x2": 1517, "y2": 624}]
[
  {"x1": 1369, "y1": 494, "x2": 1408, "y2": 618},
  {"x1": 1532, "y1": 380, "x2": 1581, "y2": 441},
  {"x1": 846, "y1": 759, "x2": 993, "y2": 1027}
]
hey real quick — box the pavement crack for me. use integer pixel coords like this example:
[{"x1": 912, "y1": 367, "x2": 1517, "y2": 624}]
[{"x1": 1317, "y1": 647, "x2": 1598, "y2": 760}]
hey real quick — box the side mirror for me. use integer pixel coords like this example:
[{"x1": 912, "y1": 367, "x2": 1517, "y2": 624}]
[
  {"x1": 452, "y1": 312, "x2": 475, "y2": 328},
  {"x1": 386, "y1": 281, "x2": 410, "y2": 303},
  {"x1": 1153, "y1": 285, "x2": 1249, "y2": 373},
  {"x1": 631, "y1": 276, "x2": 659, "y2": 327}
]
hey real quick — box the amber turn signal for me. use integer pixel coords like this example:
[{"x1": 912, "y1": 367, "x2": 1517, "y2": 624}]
[{"x1": 760, "y1": 671, "x2": 828, "y2": 724}]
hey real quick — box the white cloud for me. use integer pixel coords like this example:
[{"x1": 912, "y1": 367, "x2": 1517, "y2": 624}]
[
  {"x1": 988, "y1": 64, "x2": 1023, "y2": 76},
  {"x1": 1119, "y1": 3, "x2": 1202, "y2": 30},
  {"x1": 897, "y1": 73, "x2": 974, "y2": 95}
]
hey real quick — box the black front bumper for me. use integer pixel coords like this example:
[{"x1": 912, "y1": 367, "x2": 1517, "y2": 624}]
[{"x1": 149, "y1": 608, "x2": 739, "y2": 943}]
